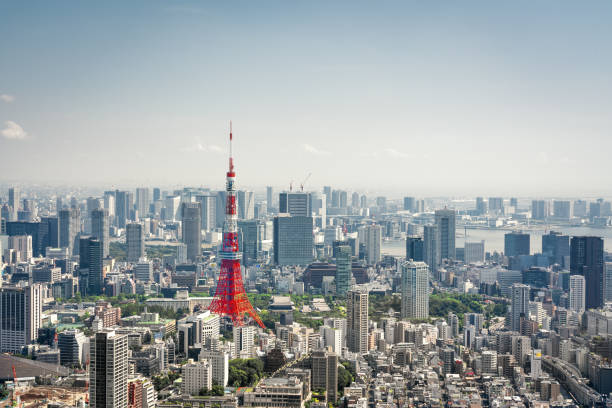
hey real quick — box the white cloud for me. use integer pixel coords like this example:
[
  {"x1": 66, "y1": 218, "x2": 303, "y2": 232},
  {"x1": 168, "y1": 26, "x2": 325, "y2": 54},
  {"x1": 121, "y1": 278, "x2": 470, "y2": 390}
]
[
  {"x1": 302, "y1": 143, "x2": 331, "y2": 156},
  {"x1": 0, "y1": 94, "x2": 15, "y2": 103},
  {"x1": 1, "y1": 121, "x2": 27, "y2": 140},
  {"x1": 383, "y1": 148, "x2": 411, "y2": 158},
  {"x1": 180, "y1": 140, "x2": 223, "y2": 153}
]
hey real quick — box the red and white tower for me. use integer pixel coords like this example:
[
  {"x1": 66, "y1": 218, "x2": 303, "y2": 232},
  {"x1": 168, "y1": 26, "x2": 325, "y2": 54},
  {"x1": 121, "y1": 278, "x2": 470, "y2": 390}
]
[{"x1": 208, "y1": 123, "x2": 264, "y2": 328}]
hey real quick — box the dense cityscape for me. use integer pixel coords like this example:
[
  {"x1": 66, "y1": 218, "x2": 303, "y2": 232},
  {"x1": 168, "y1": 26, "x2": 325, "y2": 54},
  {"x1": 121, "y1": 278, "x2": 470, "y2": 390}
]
[
  {"x1": 1, "y1": 130, "x2": 612, "y2": 408},
  {"x1": 3, "y1": 2, "x2": 612, "y2": 408}
]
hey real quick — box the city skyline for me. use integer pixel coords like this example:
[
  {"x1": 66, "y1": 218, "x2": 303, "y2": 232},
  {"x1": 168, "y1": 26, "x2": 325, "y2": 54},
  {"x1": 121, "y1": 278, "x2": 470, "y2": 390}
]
[{"x1": 2, "y1": 1, "x2": 612, "y2": 194}]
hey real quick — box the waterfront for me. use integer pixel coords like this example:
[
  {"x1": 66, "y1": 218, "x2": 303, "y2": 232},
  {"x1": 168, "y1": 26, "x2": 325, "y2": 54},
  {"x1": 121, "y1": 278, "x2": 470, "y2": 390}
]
[{"x1": 381, "y1": 226, "x2": 612, "y2": 257}]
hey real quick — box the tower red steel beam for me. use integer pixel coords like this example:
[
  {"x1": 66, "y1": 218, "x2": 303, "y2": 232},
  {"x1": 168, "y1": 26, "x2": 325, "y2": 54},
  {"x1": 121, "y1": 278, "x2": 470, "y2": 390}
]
[{"x1": 208, "y1": 122, "x2": 264, "y2": 328}]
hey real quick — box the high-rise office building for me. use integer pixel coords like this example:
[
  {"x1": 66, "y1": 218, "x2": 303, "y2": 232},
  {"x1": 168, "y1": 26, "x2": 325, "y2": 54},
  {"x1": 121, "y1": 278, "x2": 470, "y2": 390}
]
[
  {"x1": 531, "y1": 200, "x2": 549, "y2": 220},
  {"x1": 90, "y1": 330, "x2": 128, "y2": 408},
  {"x1": 488, "y1": 197, "x2": 504, "y2": 214},
  {"x1": 114, "y1": 190, "x2": 131, "y2": 229},
  {"x1": 182, "y1": 361, "x2": 212, "y2": 396},
  {"x1": 279, "y1": 192, "x2": 311, "y2": 217},
  {"x1": 311, "y1": 350, "x2": 338, "y2": 403},
  {"x1": 569, "y1": 275, "x2": 585, "y2": 312},
  {"x1": 475, "y1": 197, "x2": 487, "y2": 215},
  {"x1": 401, "y1": 260, "x2": 429, "y2": 319},
  {"x1": 164, "y1": 195, "x2": 180, "y2": 222},
  {"x1": 553, "y1": 201, "x2": 571, "y2": 220},
  {"x1": 435, "y1": 209, "x2": 455, "y2": 264},
  {"x1": 196, "y1": 194, "x2": 216, "y2": 232},
  {"x1": 60, "y1": 207, "x2": 80, "y2": 255},
  {"x1": 41, "y1": 216, "x2": 60, "y2": 248},
  {"x1": 335, "y1": 245, "x2": 352, "y2": 296},
  {"x1": 238, "y1": 219, "x2": 264, "y2": 265},
  {"x1": 273, "y1": 215, "x2": 313, "y2": 266},
  {"x1": 347, "y1": 290, "x2": 368, "y2": 354},
  {"x1": 351, "y1": 192, "x2": 360, "y2": 208},
  {"x1": 58, "y1": 329, "x2": 86, "y2": 367},
  {"x1": 406, "y1": 236, "x2": 424, "y2": 262},
  {"x1": 511, "y1": 283, "x2": 530, "y2": 332},
  {"x1": 360, "y1": 195, "x2": 367, "y2": 209},
  {"x1": 237, "y1": 190, "x2": 254, "y2": 220},
  {"x1": 464, "y1": 241, "x2": 485, "y2": 264},
  {"x1": 135, "y1": 188, "x2": 150, "y2": 218},
  {"x1": 403, "y1": 197, "x2": 416, "y2": 212},
  {"x1": 266, "y1": 186, "x2": 274, "y2": 211},
  {"x1": 91, "y1": 208, "x2": 109, "y2": 258},
  {"x1": 573, "y1": 200, "x2": 587, "y2": 218},
  {"x1": 570, "y1": 236, "x2": 604, "y2": 310},
  {"x1": 606, "y1": 262, "x2": 612, "y2": 303},
  {"x1": 153, "y1": 188, "x2": 161, "y2": 202},
  {"x1": 542, "y1": 231, "x2": 569, "y2": 267},
  {"x1": 181, "y1": 202, "x2": 201, "y2": 262},
  {"x1": 0, "y1": 284, "x2": 42, "y2": 353},
  {"x1": 360, "y1": 224, "x2": 381, "y2": 265},
  {"x1": 8, "y1": 187, "x2": 20, "y2": 220},
  {"x1": 126, "y1": 223, "x2": 145, "y2": 262},
  {"x1": 85, "y1": 237, "x2": 104, "y2": 296},
  {"x1": 423, "y1": 225, "x2": 438, "y2": 274},
  {"x1": 504, "y1": 232, "x2": 530, "y2": 257}
]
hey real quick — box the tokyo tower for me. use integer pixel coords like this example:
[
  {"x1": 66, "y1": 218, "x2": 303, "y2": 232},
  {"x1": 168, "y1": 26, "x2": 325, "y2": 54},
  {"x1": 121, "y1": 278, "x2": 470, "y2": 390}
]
[{"x1": 208, "y1": 123, "x2": 265, "y2": 328}]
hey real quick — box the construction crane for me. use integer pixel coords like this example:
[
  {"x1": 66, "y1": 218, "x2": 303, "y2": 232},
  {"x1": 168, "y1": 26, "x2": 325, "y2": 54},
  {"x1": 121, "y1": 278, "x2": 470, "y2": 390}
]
[
  {"x1": 300, "y1": 172, "x2": 311, "y2": 192},
  {"x1": 11, "y1": 365, "x2": 19, "y2": 408}
]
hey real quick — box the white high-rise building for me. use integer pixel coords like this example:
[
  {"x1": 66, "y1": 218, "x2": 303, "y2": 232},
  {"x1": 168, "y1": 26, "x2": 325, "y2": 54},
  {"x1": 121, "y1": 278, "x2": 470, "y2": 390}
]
[
  {"x1": 359, "y1": 225, "x2": 381, "y2": 265},
  {"x1": 482, "y1": 350, "x2": 498, "y2": 374},
  {"x1": 136, "y1": 188, "x2": 150, "y2": 218},
  {"x1": 89, "y1": 330, "x2": 128, "y2": 408},
  {"x1": 347, "y1": 290, "x2": 369, "y2": 353},
  {"x1": 200, "y1": 350, "x2": 229, "y2": 387},
  {"x1": 320, "y1": 326, "x2": 342, "y2": 354},
  {"x1": 531, "y1": 349, "x2": 542, "y2": 380},
  {"x1": 182, "y1": 360, "x2": 212, "y2": 395},
  {"x1": 569, "y1": 275, "x2": 586, "y2": 312},
  {"x1": 511, "y1": 283, "x2": 530, "y2": 332},
  {"x1": 164, "y1": 196, "x2": 181, "y2": 221},
  {"x1": 237, "y1": 191, "x2": 255, "y2": 220},
  {"x1": 464, "y1": 241, "x2": 485, "y2": 264},
  {"x1": 196, "y1": 194, "x2": 216, "y2": 232},
  {"x1": 400, "y1": 260, "x2": 429, "y2": 319},
  {"x1": 233, "y1": 326, "x2": 255, "y2": 359}
]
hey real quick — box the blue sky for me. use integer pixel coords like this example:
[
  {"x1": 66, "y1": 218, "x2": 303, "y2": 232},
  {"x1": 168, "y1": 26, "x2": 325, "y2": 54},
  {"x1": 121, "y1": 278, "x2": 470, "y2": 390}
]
[{"x1": 1, "y1": 1, "x2": 612, "y2": 196}]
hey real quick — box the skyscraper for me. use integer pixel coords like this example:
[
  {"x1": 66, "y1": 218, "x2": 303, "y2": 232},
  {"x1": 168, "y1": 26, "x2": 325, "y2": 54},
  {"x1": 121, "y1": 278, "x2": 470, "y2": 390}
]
[
  {"x1": 114, "y1": 190, "x2": 130, "y2": 229},
  {"x1": 311, "y1": 350, "x2": 338, "y2": 403},
  {"x1": 475, "y1": 197, "x2": 487, "y2": 215},
  {"x1": 0, "y1": 284, "x2": 42, "y2": 353},
  {"x1": 196, "y1": 194, "x2": 216, "y2": 232},
  {"x1": 8, "y1": 187, "x2": 20, "y2": 220},
  {"x1": 504, "y1": 232, "x2": 530, "y2": 257},
  {"x1": 531, "y1": 200, "x2": 549, "y2": 220},
  {"x1": 347, "y1": 290, "x2": 368, "y2": 354},
  {"x1": 90, "y1": 330, "x2": 128, "y2": 408},
  {"x1": 59, "y1": 207, "x2": 80, "y2": 255},
  {"x1": 542, "y1": 231, "x2": 570, "y2": 267},
  {"x1": 569, "y1": 274, "x2": 585, "y2": 312},
  {"x1": 553, "y1": 200, "x2": 571, "y2": 220},
  {"x1": 86, "y1": 238, "x2": 104, "y2": 296},
  {"x1": 423, "y1": 225, "x2": 438, "y2": 273},
  {"x1": 237, "y1": 190, "x2": 254, "y2": 220},
  {"x1": 273, "y1": 215, "x2": 313, "y2": 266},
  {"x1": 464, "y1": 241, "x2": 485, "y2": 264},
  {"x1": 135, "y1": 188, "x2": 150, "y2": 218},
  {"x1": 126, "y1": 223, "x2": 145, "y2": 262},
  {"x1": 181, "y1": 202, "x2": 201, "y2": 262},
  {"x1": 335, "y1": 245, "x2": 352, "y2": 296},
  {"x1": 511, "y1": 283, "x2": 530, "y2": 332},
  {"x1": 360, "y1": 224, "x2": 381, "y2": 265},
  {"x1": 405, "y1": 236, "x2": 424, "y2": 262},
  {"x1": 266, "y1": 186, "x2": 274, "y2": 211},
  {"x1": 279, "y1": 192, "x2": 311, "y2": 216},
  {"x1": 403, "y1": 197, "x2": 416, "y2": 212},
  {"x1": 91, "y1": 208, "x2": 109, "y2": 258},
  {"x1": 570, "y1": 236, "x2": 604, "y2": 309},
  {"x1": 401, "y1": 260, "x2": 429, "y2": 319},
  {"x1": 435, "y1": 209, "x2": 455, "y2": 264}
]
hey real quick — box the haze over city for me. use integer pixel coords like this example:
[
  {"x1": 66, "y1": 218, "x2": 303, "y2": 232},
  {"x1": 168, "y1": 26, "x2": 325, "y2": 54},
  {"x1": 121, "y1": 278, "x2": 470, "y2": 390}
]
[{"x1": 2, "y1": 1, "x2": 612, "y2": 194}]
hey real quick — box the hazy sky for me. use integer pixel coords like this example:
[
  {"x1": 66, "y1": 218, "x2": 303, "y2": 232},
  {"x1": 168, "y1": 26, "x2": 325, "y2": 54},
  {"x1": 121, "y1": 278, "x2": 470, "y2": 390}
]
[{"x1": 1, "y1": 1, "x2": 612, "y2": 196}]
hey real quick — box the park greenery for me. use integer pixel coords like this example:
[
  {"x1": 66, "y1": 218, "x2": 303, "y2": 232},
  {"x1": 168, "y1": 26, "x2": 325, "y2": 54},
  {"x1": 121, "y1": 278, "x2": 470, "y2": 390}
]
[
  {"x1": 368, "y1": 292, "x2": 507, "y2": 325},
  {"x1": 228, "y1": 358, "x2": 265, "y2": 388},
  {"x1": 152, "y1": 371, "x2": 181, "y2": 391},
  {"x1": 109, "y1": 241, "x2": 177, "y2": 262}
]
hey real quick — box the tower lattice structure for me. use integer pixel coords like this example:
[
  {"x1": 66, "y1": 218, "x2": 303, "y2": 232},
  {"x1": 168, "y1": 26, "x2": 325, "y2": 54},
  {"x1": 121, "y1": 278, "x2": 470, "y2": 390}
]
[{"x1": 208, "y1": 123, "x2": 264, "y2": 328}]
